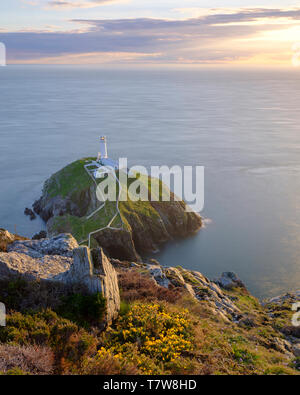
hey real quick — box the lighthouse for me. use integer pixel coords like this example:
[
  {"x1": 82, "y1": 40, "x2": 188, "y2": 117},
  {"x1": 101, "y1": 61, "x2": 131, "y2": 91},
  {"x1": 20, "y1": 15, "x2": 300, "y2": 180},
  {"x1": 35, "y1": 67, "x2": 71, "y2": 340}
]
[
  {"x1": 96, "y1": 136, "x2": 119, "y2": 170},
  {"x1": 99, "y1": 136, "x2": 108, "y2": 159}
]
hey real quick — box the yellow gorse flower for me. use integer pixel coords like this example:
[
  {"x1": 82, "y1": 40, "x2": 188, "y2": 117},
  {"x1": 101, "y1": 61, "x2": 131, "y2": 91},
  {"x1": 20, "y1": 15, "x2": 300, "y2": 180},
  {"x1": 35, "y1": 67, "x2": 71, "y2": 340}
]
[{"x1": 97, "y1": 302, "x2": 194, "y2": 373}]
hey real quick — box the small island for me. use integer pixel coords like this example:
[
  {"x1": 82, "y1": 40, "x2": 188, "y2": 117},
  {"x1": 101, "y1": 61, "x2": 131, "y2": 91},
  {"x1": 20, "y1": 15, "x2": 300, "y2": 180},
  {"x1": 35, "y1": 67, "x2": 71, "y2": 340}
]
[{"x1": 33, "y1": 137, "x2": 202, "y2": 261}]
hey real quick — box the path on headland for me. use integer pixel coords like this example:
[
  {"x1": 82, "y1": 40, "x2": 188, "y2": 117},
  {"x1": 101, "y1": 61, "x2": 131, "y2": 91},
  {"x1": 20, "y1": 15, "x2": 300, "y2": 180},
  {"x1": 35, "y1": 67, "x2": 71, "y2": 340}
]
[{"x1": 79, "y1": 160, "x2": 124, "y2": 248}]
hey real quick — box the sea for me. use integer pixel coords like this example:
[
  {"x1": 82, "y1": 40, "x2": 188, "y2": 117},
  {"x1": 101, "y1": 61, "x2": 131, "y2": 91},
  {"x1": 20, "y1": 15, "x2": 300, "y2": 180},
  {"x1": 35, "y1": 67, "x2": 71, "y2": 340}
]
[{"x1": 1, "y1": 65, "x2": 300, "y2": 299}]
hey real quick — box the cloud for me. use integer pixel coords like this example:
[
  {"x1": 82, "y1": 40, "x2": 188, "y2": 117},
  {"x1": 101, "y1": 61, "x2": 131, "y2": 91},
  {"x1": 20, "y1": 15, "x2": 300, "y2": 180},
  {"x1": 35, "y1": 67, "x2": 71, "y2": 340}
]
[
  {"x1": 46, "y1": 0, "x2": 124, "y2": 9},
  {"x1": 2, "y1": 7, "x2": 300, "y2": 65},
  {"x1": 22, "y1": 0, "x2": 128, "y2": 9},
  {"x1": 11, "y1": 50, "x2": 162, "y2": 64}
]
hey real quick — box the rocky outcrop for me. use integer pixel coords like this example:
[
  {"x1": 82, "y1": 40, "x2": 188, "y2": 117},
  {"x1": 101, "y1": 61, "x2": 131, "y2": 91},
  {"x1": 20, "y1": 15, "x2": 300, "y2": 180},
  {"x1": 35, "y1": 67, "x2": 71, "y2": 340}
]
[
  {"x1": 58, "y1": 247, "x2": 120, "y2": 324},
  {"x1": 7, "y1": 233, "x2": 79, "y2": 258},
  {"x1": 265, "y1": 291, "x2": 300, "y2": 306},
  {"x1": 92, "y1": 248, "x2": 120, "y2": 323},
  {"x1": 264, "y1": 291, "x2": 300, "y2": 360},
  {"x1": 114, "y1": 260, "x2": 242, "y2": 323},
  {"x1": 33, "y1": 195, "x2": 87, "y2": 223},
  {"x1": 0, "y1": 229, "x2": 28, "y2": 252},
  {"x1": 0, "y1": 233, "x2": 120, "y2": 326},
  {"x1": 0, "y1": 234, "x2": 78, "y2": 281},
  {"x1": 93, "y1": 228, "x2": 140, "y2": 262},
  {"x1": 173, "y1": 268, "x2": 243, "y2": 322},
  {"x1": 32, "y1": 160, "x2": 101, "y2": 223},
  {"x1": 150, "y1": 198, "x2": 202, "y2": 239},
  {"x1": 147, "y1": 264, "x2": 170, "y2": 288},
  {"x1": 117, "y1": 198, "x2": 202, "y2": 256},
  {"x1": 113, "y1": 260, "x2": 300, "y2": 361},
  {"x1": 215, "y1": 271, "x2": 246, "y2": 290},
  {"x1": 0, "y1": 250, "x2": 72, "y2": 281},
  {"x1": 24, "y1": 208, "x2": 36, "y2": 221},
  {"x1": 32, "y1": 230, "x2": 47, "y2": 240},
  {"x1": 292, "y1": 343, "x2": 300, "y2": 357}
]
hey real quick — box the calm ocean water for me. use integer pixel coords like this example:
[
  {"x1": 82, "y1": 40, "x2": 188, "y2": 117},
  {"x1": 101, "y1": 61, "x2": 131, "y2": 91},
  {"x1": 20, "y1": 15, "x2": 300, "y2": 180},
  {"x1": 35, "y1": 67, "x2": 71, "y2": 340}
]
[{"x1": 1, "y1": 65, "x2": 300, "y2": 298}]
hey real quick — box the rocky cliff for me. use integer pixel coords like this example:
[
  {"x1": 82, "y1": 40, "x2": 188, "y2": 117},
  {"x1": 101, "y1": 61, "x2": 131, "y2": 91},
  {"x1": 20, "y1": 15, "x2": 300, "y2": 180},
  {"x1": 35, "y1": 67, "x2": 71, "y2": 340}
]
[
  {"x1": 0, "y1": 228, "x2": 299, "y2": 374},
  {"x1": 0, "y1": 231, "x2": 120, "y2": 326},
  {"x1": 33, "y1": 159, "x2": 202, "y2": 260},
  {"x1": 0, "y1": 228, "x2": 28, "y2": 252},
  {"x1": 114, "y1": 259, "x2": 300, "y2": 366}
]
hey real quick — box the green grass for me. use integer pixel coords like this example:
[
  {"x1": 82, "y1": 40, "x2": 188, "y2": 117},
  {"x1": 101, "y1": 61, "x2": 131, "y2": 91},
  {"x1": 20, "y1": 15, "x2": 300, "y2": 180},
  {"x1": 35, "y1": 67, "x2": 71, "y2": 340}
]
[
  {"x1": 225, "y1": 289, "x2": 261, "y2": 313},
  {"x1": 51, "y1": 201, "x2": 118, "y2": 242},
  {"x1": 45, "y1": 158, "x2": 96, "y2": 198},
  {"x1": 110, "y1": 213, "x2": 122, "y2": 228},
  {"x1": 47, "y1": 160, "x2": 172, "y2": 242},
  {"x1": 232, "y1": 344, "x2": 259, "y2": 365}
]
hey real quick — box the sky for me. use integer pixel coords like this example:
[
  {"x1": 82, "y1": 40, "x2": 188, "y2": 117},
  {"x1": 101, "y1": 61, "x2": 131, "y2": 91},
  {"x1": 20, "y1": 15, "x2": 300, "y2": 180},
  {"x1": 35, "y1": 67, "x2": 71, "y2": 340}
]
[{"x1": 1, "y1": 0, "x2": 300, "y2": 66}]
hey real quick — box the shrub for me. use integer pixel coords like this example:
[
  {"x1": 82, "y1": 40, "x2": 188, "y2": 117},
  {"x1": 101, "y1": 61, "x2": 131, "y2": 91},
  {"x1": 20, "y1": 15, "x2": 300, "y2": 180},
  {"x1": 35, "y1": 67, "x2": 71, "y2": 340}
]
[
  {"x1": 0, "y1": 311, "x2": 51, "y2": 345},
  {"x1": 0, "y1": 277, "x2": 88, "y2": 313},
  {"x1": 81, "y1": 351, "x2": 139, "y2": 375},
  {"x1": 53, "y1": 329, "x2": 97, "y2": 374},
  {"x1": 118, "y1": 270, "x2": 182, "y2": 303},
  {"x1": 0, "y1": 309, "x2": 98, "y2": 374},
  {"x1": 57, "y1": 292, "x2": 106, "y2": 327},
  {"x1": 98, "y1": 302, "x2": 195, "y2": 374},
  {"x1": 0, "y1": 344, "x2": 54, "y2": 375},
  {"x1": 0, "y1": 277, "x2": 107, "y2": 329},
  {"x1": 0, "y1": 367, "x2": 29, "y2": 375}
]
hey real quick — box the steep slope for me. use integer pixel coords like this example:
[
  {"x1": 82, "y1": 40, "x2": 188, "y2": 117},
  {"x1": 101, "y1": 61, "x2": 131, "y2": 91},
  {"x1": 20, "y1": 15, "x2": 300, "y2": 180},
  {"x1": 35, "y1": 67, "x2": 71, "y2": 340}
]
[
  {"x1": 0, "y1": 228, "x2": 298, "y2": 375},
  {"x1": 33, "y1": 158, "x2": 202, "y2": 260}
]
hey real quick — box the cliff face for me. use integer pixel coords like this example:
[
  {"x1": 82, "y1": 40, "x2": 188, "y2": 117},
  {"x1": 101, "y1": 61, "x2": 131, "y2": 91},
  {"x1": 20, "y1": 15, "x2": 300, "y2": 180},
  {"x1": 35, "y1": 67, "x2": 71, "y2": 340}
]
[
  {"x1": 33, "y1": 158, "x2": 99, "y2": 222},
  {"x1": 115, "y1": 259, "x2": 300, "y2": 370},
  {"x1": 119, "y1": 198, "x2": 202, "y2": 255},
  {"x1": 33, "y1": 159, "x2": 202, "y2": 260},
  {"x1": 0, "y1": 231, "x2": 120, "y2": 327},
  {"x1": 0, "y1": 228, "x2": 299, "y2": 375}
]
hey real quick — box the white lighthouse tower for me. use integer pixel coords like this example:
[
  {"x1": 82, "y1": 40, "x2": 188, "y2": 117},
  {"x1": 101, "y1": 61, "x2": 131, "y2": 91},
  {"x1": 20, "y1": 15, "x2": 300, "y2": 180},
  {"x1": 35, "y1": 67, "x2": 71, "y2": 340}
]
[
  {"x1": 96, "y1": 136, "x2": 119, "y2": 170},
  {"x1": 99, "y1": 136, "x2": 108, "y2": 159}
]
